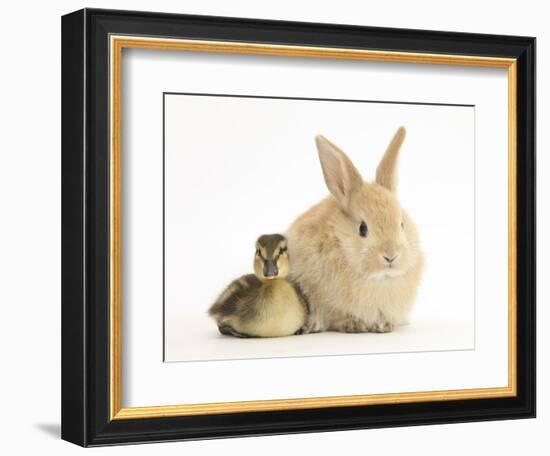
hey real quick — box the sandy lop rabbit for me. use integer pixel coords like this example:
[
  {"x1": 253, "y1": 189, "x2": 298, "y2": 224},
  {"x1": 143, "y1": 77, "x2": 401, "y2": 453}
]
[{"x1": 286, "y1": 127, "x2": 424, "y2": 333}]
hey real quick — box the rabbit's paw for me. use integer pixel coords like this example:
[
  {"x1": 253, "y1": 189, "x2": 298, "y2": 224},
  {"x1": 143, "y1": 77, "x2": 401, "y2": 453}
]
[
  {"x1": 331, "y1": 316, "x2": 369, "y2": 333},
  {"x1": 368, "y1": 321, "x2": 394, "y2": 333},
  {"x1": 297, "y1": 320, "x2": 323, "y2": 335}
]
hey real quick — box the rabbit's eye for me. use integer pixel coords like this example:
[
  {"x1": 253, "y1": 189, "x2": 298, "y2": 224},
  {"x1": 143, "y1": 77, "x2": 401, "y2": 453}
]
[
  {"x1": 401, "y1": 221, "x2": 405, "y2": 230},
  {"x1": 359, "y1": 221, "x2": 368, "y2": 237}
]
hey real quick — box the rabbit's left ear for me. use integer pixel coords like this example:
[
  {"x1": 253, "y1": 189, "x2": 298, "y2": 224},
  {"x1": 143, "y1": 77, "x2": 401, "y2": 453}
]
[{"x1": 376, "y1": 126, "x2": 406, "y2": 192}]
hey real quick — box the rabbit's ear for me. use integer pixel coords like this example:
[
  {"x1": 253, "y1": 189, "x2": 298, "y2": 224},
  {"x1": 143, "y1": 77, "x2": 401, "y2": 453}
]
[
  {"x1": 376, "y1": 126, "x2": 406, "y2": 192},
  {"x1": 315, "y1": 135, "x2": 363, "y2": 211}
]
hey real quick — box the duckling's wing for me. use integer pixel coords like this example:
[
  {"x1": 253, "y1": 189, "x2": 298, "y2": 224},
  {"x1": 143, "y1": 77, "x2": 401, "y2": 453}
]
[{"x1": 208, "y1": 274, "x2": 262, "y2": 318}]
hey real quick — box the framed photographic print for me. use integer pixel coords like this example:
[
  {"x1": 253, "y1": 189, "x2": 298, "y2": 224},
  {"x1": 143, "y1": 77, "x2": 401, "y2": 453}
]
[{"x1": 61, "y1": 8, "x2": 536, "y2": 447}]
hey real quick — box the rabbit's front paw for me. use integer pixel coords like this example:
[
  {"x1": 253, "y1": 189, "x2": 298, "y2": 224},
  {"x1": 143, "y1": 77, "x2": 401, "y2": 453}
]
[
  {"x1": 296, "y1": 320, "x2": 323, "y2": 335},
  {"x1": 368, "y1": 321, "x2": 394, "y2": 333},
  {"x1": 330, "y1": 316, "x2": 369, "y2": 333}
]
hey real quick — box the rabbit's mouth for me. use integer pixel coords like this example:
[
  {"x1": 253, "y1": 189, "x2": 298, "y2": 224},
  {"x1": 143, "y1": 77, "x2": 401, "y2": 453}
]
[{"x1": 369, "y1": 268, "x2": 403, "y2": 281}]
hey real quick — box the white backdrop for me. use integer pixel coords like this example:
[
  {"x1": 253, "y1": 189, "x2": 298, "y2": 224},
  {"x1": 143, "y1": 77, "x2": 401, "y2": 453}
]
[
  {"x1": 164, "y1": 94, "x2": 475, "y2": 362},
  {"x1": 0, "y1": 1, "x2": 545, "y2": 455}
]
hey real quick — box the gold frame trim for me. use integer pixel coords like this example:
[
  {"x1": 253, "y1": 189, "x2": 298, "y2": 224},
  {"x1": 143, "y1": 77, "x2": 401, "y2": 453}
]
[{"x1": 109, "y1": 35, "x2": 518, "y2": 420}]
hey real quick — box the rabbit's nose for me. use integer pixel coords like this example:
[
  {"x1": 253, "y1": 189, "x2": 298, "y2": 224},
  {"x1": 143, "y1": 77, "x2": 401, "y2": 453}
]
[{"x1": 383, "y1": 254, "x2": 398, "y2": 264}]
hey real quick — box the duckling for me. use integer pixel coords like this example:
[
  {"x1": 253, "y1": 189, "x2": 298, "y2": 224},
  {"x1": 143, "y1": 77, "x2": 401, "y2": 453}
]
[{"x1": 208, "y1": 234, "x2": 309, "y2": 338}]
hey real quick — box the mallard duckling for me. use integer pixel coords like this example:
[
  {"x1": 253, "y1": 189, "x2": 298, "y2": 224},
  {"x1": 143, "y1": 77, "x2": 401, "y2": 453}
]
[{"x1": 208, "y1": 234, "x2": 309, "y2": 338}]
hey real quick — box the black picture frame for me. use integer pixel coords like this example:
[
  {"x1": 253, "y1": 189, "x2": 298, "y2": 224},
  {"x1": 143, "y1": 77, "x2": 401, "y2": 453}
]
[{"x1": 62, "y1": 7, "x2": 536, "y2": 447}]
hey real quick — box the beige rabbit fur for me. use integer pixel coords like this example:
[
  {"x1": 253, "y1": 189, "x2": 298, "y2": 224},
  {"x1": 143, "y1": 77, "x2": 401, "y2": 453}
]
[{"x1": 286, "y1": 127, "x2": 424, "y2": 333}]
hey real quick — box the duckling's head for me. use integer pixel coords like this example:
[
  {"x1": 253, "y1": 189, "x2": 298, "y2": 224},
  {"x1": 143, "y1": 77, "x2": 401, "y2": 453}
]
[{"x1": 254, "y1": 234, "x2": 289, "y2": 281}]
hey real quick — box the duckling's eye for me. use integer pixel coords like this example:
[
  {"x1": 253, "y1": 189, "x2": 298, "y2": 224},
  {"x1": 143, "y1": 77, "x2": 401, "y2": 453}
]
[
  {"x1": 359, "y1": 221, "x2": 368, "y2": 237},
  {"x1": 401, "y1": 221, "x2": 405, "y2": 231},
  {"x1": 256, "y1": 249, "x2": 262, "y2": 257}
]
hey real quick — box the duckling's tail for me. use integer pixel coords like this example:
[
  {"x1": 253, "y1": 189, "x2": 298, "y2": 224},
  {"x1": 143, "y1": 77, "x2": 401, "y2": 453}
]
[{"x1": 218, "y1": 325, "x2": 252, "y2": 338}]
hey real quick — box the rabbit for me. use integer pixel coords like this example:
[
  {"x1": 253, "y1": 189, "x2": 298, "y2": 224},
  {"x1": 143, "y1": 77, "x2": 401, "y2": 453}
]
[{"x1": 285, "y1": 127, "x2": 424, "y2": 334}]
